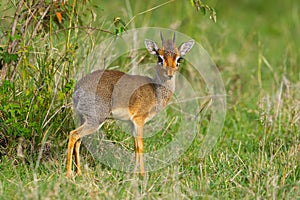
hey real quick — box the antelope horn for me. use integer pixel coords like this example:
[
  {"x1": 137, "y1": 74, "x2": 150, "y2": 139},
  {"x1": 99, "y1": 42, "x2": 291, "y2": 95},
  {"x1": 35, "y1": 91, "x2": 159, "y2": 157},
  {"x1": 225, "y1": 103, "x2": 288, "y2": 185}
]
[
  {"x1": 160, "y1": 32, "x2": 164, "y2": 43},
  {"x1": 173, "y1": 32, "x2": 176, "y2": 43}
]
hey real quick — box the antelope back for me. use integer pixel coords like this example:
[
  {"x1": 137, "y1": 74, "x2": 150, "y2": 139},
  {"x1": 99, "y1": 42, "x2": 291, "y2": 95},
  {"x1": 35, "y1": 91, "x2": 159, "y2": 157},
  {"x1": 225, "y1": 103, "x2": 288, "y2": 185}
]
[{"x1": 145, "y1": 33, "x2": 194, "y2": 78}]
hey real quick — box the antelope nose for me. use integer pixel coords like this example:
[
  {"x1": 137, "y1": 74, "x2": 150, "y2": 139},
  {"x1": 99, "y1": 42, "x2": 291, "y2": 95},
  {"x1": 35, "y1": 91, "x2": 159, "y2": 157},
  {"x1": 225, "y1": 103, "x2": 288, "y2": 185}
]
[{"x1": 168, "y1": 75, "x2": 173, "y2": 79}]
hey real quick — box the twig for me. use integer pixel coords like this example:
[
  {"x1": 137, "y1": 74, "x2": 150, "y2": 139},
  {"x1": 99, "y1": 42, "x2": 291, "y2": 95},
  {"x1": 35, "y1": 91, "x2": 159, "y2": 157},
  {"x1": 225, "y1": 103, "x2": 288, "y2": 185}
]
[
  {"x1": 26, "y1": 4, "x2": 51, "y2": 46},
  {"x1": 125, "y1": 0, "x2": 175, "y2": 27},
  {"x1": 8, "y1": 0, "x2": 24, "y2": 53},
  {"x1": 66, "y1": 0, "x2": 77, "y2": 50},
  {"x1": 52, "y1": 26, "x2": 114, "y2": 35},
  {"x1": 0, "y1": 0, "x2": 24, "y2": 83},
  {"x1": 10, "y1": 4, "x2": 51, "y2": 81},
  {"x1": 20, "y1": 1, "x2": 43, "y2": 37}
]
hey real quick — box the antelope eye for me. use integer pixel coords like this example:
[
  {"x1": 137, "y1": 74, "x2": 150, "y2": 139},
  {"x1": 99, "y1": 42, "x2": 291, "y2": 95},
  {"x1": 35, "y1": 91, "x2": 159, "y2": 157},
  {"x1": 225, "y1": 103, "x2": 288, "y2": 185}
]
[
  {"x1": 157, "y1": 55, "x2": 164, "y2": 65},
  {"x1": 176, "y1": 57, "x2": 183, "y2": 67}
]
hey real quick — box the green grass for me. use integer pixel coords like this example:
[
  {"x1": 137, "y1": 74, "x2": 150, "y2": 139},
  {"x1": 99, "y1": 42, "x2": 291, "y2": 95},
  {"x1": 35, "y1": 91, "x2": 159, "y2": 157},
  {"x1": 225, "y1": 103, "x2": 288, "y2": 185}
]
[{"x1": 0, "y1": 0, "x2": 300, "y2": 199}]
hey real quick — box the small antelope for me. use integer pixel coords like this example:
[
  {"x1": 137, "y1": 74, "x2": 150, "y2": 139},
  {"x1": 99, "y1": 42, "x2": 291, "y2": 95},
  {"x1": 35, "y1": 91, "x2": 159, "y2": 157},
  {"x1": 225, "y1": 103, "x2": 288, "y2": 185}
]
[{"x1": 66, "y1": 33, "x2": 194, "y2": 177}]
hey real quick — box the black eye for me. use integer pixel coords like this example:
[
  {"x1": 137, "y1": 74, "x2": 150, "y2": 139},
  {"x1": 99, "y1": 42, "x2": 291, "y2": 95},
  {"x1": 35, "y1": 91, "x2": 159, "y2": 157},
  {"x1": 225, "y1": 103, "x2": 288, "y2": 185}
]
[
  {"x1": 157, "y1": 55, "x2": 164, "y2": 65},
  {"x1": 176, "y1": 57, "x2": 183, "y2": 67}
]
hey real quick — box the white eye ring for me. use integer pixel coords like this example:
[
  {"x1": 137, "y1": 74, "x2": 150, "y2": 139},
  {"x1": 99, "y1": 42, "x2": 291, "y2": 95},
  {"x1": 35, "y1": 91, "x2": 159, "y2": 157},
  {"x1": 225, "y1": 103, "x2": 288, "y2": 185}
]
[
  {"x1": 175, "y1": 56, "x2": 183, "y2": 67},
  {"x1": 158, "y1": 55, "x2": 164, "y2": 66}
]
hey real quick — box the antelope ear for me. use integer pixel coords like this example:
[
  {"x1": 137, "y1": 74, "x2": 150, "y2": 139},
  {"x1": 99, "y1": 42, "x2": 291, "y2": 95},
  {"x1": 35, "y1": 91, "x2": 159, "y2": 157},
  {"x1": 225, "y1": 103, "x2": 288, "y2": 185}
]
[
  {"x1": 145, "y1": 39, "x2": 159, "y2": 55},
  {"x1": 178, "y1": 40, "x2": 194, "y2": 56}
]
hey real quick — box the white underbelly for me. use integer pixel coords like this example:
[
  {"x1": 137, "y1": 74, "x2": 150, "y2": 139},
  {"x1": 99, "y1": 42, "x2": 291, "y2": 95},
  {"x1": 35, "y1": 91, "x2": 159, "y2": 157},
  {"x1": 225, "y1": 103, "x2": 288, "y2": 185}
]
[{"x1": 111, "y1": 107, "x2": 131, "y2": 121}]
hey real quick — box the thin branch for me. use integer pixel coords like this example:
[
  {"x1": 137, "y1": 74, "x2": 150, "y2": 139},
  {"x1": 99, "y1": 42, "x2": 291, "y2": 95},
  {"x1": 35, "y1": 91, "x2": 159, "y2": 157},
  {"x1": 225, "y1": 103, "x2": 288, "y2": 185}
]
[
  {"x1": 9, "y1": 53, "x2": 22, "y2": 81},
  {"x1": 10, "y1": 4, "x2": 51, "y2": 81},
  {"x1": 8, "y1": 0, "x2": 24, "y2": 53},
  {"x1": 125, "y1": 0, "x2": 175, "y2": 27},
  {"x1": 52, "y1": 26, "x2": 114, "y2": 35},
  {"x1": 0, "y1": 0, "x2": 24, "y2": 83},
  {"x1": 26, "y1": 4, "x2": 51, "y2": 46},
  {"x1": 20, "y1": 1, "x2": 42, "y2": 37}
]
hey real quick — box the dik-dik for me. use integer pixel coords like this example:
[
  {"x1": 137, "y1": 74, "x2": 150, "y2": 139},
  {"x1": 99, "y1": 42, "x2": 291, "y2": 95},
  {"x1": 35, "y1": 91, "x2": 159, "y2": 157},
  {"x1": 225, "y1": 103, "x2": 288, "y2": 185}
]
[{"x1": 66, "y1": 33, "x2": 194, "y2": 177}]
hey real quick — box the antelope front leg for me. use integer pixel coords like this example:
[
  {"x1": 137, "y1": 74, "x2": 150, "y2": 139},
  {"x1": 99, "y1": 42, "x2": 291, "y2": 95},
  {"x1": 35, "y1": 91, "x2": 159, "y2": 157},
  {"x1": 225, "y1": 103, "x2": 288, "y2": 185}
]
[
  {"x1": 134, "y1": 137, "x2": 139, "y2": 167},
  {"x1": 137, "y1": 137, "x2": 144, "y2": 176},
  {"x1": 134, "y1": 136, "x2": 145, "y2": 176}
]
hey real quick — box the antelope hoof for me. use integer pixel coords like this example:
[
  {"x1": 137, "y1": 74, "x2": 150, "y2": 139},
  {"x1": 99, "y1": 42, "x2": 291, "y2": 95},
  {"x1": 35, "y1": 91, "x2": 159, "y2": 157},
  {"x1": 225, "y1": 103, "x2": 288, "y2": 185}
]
[
  {"x1": 66, "y1": 170, "x2": 73, "y2": 178},
  {"x1": 76, "y1": 169, "x2": 82, "y2": 176}
]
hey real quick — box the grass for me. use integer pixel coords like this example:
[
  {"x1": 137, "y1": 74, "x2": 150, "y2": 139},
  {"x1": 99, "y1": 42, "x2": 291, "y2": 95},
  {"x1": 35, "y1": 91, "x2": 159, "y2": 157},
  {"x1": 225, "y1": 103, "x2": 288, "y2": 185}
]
[{"x1": 0, "y1": 0, "x2": 299, "y2": 199}]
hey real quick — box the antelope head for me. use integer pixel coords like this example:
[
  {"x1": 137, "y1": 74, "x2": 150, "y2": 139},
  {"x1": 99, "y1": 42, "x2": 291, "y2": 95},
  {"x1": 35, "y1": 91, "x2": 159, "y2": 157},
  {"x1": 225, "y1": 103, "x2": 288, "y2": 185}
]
[{"x1": 145, "y1": 33, "x2": 194, "y2": 80}]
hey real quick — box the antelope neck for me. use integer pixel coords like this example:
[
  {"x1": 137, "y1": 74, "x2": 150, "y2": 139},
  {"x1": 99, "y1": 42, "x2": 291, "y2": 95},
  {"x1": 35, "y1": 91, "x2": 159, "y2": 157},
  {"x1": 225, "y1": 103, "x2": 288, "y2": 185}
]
[{"x1": 153, "y1": 70, "x2": 175, "y2": 110}]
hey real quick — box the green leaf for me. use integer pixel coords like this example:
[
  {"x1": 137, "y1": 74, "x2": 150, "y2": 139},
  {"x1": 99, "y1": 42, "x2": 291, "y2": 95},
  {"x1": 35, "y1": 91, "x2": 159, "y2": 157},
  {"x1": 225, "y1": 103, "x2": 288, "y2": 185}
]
[
  {"x1": 10, "y1": 54, "x2": 18, "y2": 62},
  {"x1": 1, "y1": 51, "x2": 19, "y2": 64},
  {"x1": 2, "y1": 52, "x2": 11, "y2": 63},
  {"x1": 200, "y1": 6, "x2": 206, "y2": 15},
  {"x1": 62, "y1": 79, "x2": 75, "y2": 93},
  {"x1": 115, "y1": 27, "x2": 126, "y2": 35},
  {"x1": 190, "y1": 0, "x2": 194, "y2": 7}
]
